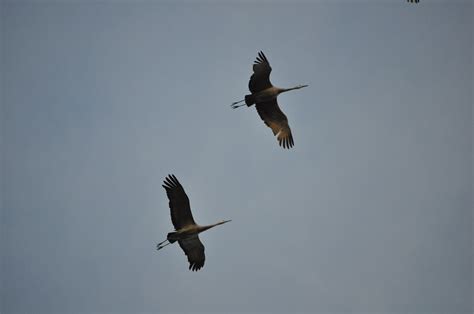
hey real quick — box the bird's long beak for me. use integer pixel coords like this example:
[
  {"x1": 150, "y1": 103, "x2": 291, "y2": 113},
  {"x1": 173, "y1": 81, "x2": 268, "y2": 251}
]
[
  {"x1": 220, "y1": 219, "x2": 232, "y2": 225},
  {"x1": 298, "y1": 84, "x2": 308, "y2": 89}
]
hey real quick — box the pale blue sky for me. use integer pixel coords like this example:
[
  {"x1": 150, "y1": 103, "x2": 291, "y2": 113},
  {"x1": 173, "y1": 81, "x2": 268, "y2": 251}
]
[{"x1": 1, "y1": 1, "x2": 472, "y2": 313}]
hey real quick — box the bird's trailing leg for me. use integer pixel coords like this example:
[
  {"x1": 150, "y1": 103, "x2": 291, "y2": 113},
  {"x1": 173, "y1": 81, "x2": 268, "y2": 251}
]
[
  {"x1": 157, "y1": 238, "x2": 168, "y2": 246},
  {"x1": 231, "y1": 99, "x2": 246, "y2": 109},
  {"x1": 157, "y1": 239, "x2": 171, "y2": 250}
]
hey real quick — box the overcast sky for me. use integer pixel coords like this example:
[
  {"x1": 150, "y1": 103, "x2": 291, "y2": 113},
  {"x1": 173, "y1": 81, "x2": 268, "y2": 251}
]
[{"x1": 1, "y1": 1, "x2": 472, "y2": 313}]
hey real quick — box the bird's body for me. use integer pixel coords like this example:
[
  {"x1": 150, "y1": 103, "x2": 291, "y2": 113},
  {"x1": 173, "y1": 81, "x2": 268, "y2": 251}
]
[
  {"x1": 231, "y1": 51, "x2": 307, "y2": 149},
  {"x1": 246, "y1": 86, "x2": 282, "y2": 104},
  {"x1": 156, "y1": 174, "x2": 231, "y2": 271},
  {"x1": 166, "y1": 221, "x2": 229, "y2": 243}
]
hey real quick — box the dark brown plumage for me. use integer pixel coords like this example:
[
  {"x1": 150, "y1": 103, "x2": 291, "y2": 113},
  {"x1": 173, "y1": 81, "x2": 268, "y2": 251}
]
[
  {"x1": 157, "y1": 174, "x2": 231, "y2": 271},
  {"x1": 256, "y1": 100, "x2": 294, "y2": 149},
  {"x1": 163, "y1": 174, "x2": 195, "y2": 230},
  {"x1": 249, "y1": 51, "x2": 272, "y2": 93}
]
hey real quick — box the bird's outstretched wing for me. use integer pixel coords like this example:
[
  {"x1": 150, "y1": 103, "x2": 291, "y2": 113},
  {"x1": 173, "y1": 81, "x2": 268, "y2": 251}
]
[
  {"x1": 162, "y1": 175, "x2": 195, "y2": 230},
  {"x1": 256, "y1": 99, "x2": 294, "y2": 149},
  {"x1": 178, "y1": 235, "x2": 205, "y2": 271},
  {"x1": 248, "y1": 51, "x2": 272, "y2": 93}
]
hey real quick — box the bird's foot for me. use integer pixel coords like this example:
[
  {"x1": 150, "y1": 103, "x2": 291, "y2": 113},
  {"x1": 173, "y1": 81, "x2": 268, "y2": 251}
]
[
  {"x1": 157, "y1": 240, "x2": 170, "y2": 251},
  {"x1": 231, "y1": 103, "x2": 246, "y2": 109},
  {"x1": 230, "y1": 99, "x2": 245, "y2": 109}
]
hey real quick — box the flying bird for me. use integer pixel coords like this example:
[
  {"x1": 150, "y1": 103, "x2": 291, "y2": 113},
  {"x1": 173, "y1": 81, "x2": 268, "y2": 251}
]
[
  {"x1": 156, "y1": 174, "x2": 231, "y2": 271},
  {"x1": 231, "y1": 51, "x2": 308, "y2": 149},
  {"x1": 407, "y1": 0, "x2": 419, "y2": 3}
]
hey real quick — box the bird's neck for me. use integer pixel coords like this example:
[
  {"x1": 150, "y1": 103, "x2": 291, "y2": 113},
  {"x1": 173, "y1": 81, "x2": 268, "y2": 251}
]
[
  {"x1": 197, "y1": 220, "x2": 230, "y2": 233},
  {"x1": 278, "y1": 86, "x2": 299, "y2": 94},
  {"x1": 197, "y1": 224, "x2": 215, "y2": 233}
]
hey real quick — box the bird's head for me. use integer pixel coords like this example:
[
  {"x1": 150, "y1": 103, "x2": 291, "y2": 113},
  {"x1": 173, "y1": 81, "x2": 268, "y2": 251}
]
[
  {"x1": 295, "y1": 84, "x2": 308, "y2": 89},
  {"x1": 280, "y1": 84, "x2": 309, "y2": 93}
]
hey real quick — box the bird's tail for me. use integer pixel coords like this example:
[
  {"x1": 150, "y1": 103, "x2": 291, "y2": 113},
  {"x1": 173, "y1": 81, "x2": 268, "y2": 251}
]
[
  {"x1": 231, "y1": 94, "x2": 255, "y2": 109},
  {"x1": 167, "y1": 232, "x2": 178, "y2": 243},
  {"x1": 244, "y1": 94, "x2": 255, "y2": 106}
]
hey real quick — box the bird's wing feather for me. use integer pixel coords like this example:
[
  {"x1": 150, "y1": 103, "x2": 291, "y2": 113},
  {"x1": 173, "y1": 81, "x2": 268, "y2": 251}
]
[
  {"x1": 162, "y1": 175, "x2": 196, "y2": 230},
  {"x1": 178, "y1": 235, "x2": 205, "y2": 271},
  {"x1": 256, "y1": 99, "x2": 294, "y2": 149},
  {"x1": 248, "y1": 51, "x2": 272, "y2": 93}
]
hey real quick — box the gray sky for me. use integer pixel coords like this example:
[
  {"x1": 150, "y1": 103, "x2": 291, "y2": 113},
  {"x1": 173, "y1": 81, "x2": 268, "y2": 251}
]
[{"x1": 1, "y1": 1, "x2": 472, "y2": 313}]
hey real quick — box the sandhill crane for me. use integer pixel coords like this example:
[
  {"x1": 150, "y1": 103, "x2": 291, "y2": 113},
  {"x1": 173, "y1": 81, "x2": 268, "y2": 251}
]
[
  {"x1": 407, "y1": 0, "x2": 419, "y2": 3},
  {"x1": 156, "y1": 174, "x2": 231, "y2": 271},
  {"x1": 231, "y1": 51, "x2": 308, "y2": 149}
]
